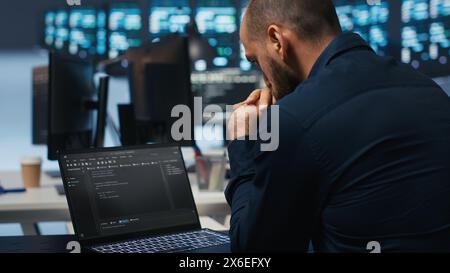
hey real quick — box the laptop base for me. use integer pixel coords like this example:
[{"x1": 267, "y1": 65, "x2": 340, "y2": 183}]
[{"x1": 87, "y1": 229, "x2": 230, "y2": 254}]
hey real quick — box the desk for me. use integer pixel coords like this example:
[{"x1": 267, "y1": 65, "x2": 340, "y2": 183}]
[
  {"x1": 0, "y1": 171, "x2": 231, "y2": 235},
  {"x1": 0, "y1": 171, "x2": 229, "y2": 215},
  {"x1": 0, "y1": 235, "x2": 231, "y2": 253},
  {"x1": 0, "y1": 235, "x2": 77, "y2": 253},
  {"x1": 0, "y1": 218, "x2": 228, "y2": 253}
]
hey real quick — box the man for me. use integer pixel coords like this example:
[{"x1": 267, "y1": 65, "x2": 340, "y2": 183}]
[{"x1": 226, "y1": 0, "x2": 450, "y2": 253}]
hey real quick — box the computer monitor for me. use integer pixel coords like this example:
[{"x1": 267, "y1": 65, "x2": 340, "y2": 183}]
[
  {"x1": 194, "y1": 0, "x2": 239, "y2": 71},
  {"x1": 125, "y1": 34, "x2": 193, "y2": 146},
  {"x1": 68, "y1": 8, "x2": 107, "y2": 57},
  {"x1": 44, "y1": 11, "x2": 56, "y2": 48},
  {"x1": 32, "y1": 66, "x2": 49, "y2": 145},
  {"x1": 108, "y1": 3, "x2": 143, "y2": 59},
  {"x1": 149, "y1": 0, "x2": 191, "y2": 39},
  {"x1": 54, "y1": 10, "x2": 70, "y2": 51},
  {"x1": 333, "y1": 0, "x2": 450, "y2": 77},
  {"x1": 239, "y1": 0, "x2": 253, "y2": 71},
  {"x1": 398, "y1": 0, "x2": 450, "y2": 77},
  {"x1": 94, "y1": 76, "x2": 110, "y2": 148},
  {"x1": 334, "y1": 0, "x2": 390, "y2": 56},
  {"x1": 47, "y1": 53, "x2": 96, "y2": 160},
  {"x1": 47, "y1": 53, "x2": 109, "y2": 160}
]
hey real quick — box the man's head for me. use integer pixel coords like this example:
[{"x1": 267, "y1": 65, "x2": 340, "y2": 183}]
[{"x1": 241, "y1": 0, "x2": 341, "y2": 100}]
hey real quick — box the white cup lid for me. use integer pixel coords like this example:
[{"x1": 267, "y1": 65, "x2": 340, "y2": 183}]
[{"x1": 21, "y1": 156, "x2": 42, "y2": 165}]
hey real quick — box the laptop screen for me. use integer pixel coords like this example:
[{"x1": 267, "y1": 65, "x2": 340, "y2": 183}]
[{"x1": 59, "y1": 145, "x2": 199, "y2": 240}]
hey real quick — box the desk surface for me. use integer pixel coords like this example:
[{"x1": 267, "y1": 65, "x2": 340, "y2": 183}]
[
  {"x1": 0, "y1": 231, "x2": 230, "y2": 253},
  {"x1": 0, "y1": 216, "x2": 227, "y2": 253},
  {"x1": 0, "y1": 235, "x2": 77, "y2": 253},
  {"x1": 0, "y1": 171, "x2": 229, "y2": 216},
  {"x1": 0, "y1": 235, "x2": 230, "y2": 253}
]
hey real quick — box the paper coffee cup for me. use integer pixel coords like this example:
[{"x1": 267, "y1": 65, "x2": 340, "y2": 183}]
[{"x1": 21, "y1": 156, "x2": 42, "y2": 188}]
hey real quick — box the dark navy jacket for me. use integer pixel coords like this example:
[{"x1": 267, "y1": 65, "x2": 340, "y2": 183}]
[{"x1": 225, "y1": 33, "x2": 450, "y2": 253}]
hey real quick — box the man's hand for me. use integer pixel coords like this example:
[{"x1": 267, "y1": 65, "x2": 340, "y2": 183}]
[
  {"x1": 228, "y1": 104, "x2": 258, "y2": 140},
  {"x1": 233, "y1": 88, "x2": 275, "y2": 114},
  {"x1": 228, "y1": 88, "x2": 276, "y2": 141}
]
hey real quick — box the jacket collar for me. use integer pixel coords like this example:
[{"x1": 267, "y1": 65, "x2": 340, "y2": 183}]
[{"x1": 308, "y1": 32, "x2": 375, "y2": 79}]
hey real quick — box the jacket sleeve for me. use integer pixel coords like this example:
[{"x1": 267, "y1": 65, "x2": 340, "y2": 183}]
[{"x1": 225, "y1": 109, "x2": 321, "y2": 252}]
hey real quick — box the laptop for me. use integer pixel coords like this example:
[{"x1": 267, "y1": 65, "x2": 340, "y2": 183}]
[{"x1": 58, "y1": 144, "x2": 230, "y2": 253}]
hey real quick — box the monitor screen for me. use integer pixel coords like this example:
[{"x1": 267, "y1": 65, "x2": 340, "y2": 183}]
[
  {"x1": 108, "y1": 3, "x2": 143, "y2": 59},
  {"x1": 44, "y1": 11, "x2": 56, "y2": 47},
  {"x1": 333, "y1": 0, "x2": 449, "y2": 77},
  {"x1": 149, "y1": 0, "x2": 191, "y2": 38},
  {"x1": 126, "y1": 35, "x2": 194, "y2": 146},
  {"x1": 194, "y1": 1, "x2": 238, "y2": 70},
  {"x1": 40, "y1": 1, "x2": 449, "y2": 77},
  {"x1": 335, "y1": 0, "x2": 390, "y2": 56},
  {"x1": 239, "y1": 1, "x2": 253, "y2": 71},
  {"x1": 400, "y1": 0, "x2": 450, "y2": 76},
  {"x1": 68, "y1": 8, "x2": 106, "y2": 57},
  {"x1": 60, "y1": 146, "x2": 199, "y2": 240},
  {"x1": 47, "y1": 53, "x2": 96, "y2": 160},
  {"x1": 54, "y1": 10, "x2": 69, "y2": 51}
]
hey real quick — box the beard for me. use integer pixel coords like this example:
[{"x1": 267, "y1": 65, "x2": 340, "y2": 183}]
[{"x1": 267, "y1": 57, "x2": 301, "y2": 101}]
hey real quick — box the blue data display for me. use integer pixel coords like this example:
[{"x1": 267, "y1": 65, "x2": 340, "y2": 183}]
[
  {"x1": 193, "y1": 1, "x2": 238, "y2": 71},
  {"x1": 108, "y1": 4, "x2": 143, "y2": 58},
  {"x1": 40, "y1": 0, "x2": 448, "y2": 76},
  {"x1": 68, "y1": 9, "x2": 106, "y2": 56},
  {"x1": 53, "y1": 10, "x2": 69, "y2": 50},
  {"x1": 429, "y1": 0, "x2": 450, "y2": 17},
  {"x1": 69, "y1": 9, "x2": 97, "y2": 29},
  {"x1": 44, "y1": 12, "x2": 56, "y2": 46},
  {"x1": 402, "y1": 0, "x2": 430, "y2": 22},
  {"x1": 335, "y1": 0, "x2": 390, "y2": 55},
  {"x1": 400, "y1": 0, "x2": 450, "y2": 72},
  {"x1": 55, "y1": 10, "x2": 69, "y2": 27},
  {"x1": 150, "y1": 6, "x2": 191, "y2": 35},
  {"x1": 334, "y1": 0, "x2": 449, "y2": 76},
  {"x1": 54, "y1": 29, "x2": 70, "y2": 51},
  {"x1": 195, "y1": 7, "x2": 237, "y2": 34},
  {"x1": 239, "y1": 1, "x2": 253, "y2": 71},
  {"x1": 44, "y1": 8, "x2": 106, "y2": 57},
  {"x1": 109, "y1": 7, "x2": 142, "y2": 31}
]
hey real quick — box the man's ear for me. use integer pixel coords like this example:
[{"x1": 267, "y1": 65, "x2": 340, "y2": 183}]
[{"x1": 267, "y1": 24, "x2": 287, "y2": 61}]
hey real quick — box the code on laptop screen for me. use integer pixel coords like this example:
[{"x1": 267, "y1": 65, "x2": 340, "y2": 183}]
[{"x1": 60, "y1": 146, "x2": 198, "y2": 240}]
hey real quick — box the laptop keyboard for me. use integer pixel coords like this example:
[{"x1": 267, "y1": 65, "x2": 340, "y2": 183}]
[{"x1": 92, "y1": 229, "x2": 230, "y2": 253}]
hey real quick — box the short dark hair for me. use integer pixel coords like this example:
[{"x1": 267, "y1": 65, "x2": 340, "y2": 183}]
[{"x1": 245, "y1": 0, "x2": 342, "y2": 41}]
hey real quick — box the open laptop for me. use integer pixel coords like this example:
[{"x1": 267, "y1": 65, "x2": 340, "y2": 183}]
[{"x1": 58, "y1": 144, "x2": 230, "y2": 253}]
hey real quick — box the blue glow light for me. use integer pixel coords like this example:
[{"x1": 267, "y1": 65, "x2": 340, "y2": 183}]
[
  {"x1": 195, "y1": 7, "x2": 237, "y2": 34},
  {"x1": 150, "y1": 7, "x2": 191, "y2": 34},
  {"x1": 108, "y1": 4, "x2": 142, "y2": 58},
  {"x1": 335, "y1": 1, "x2": 390, "y2": 55}
]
